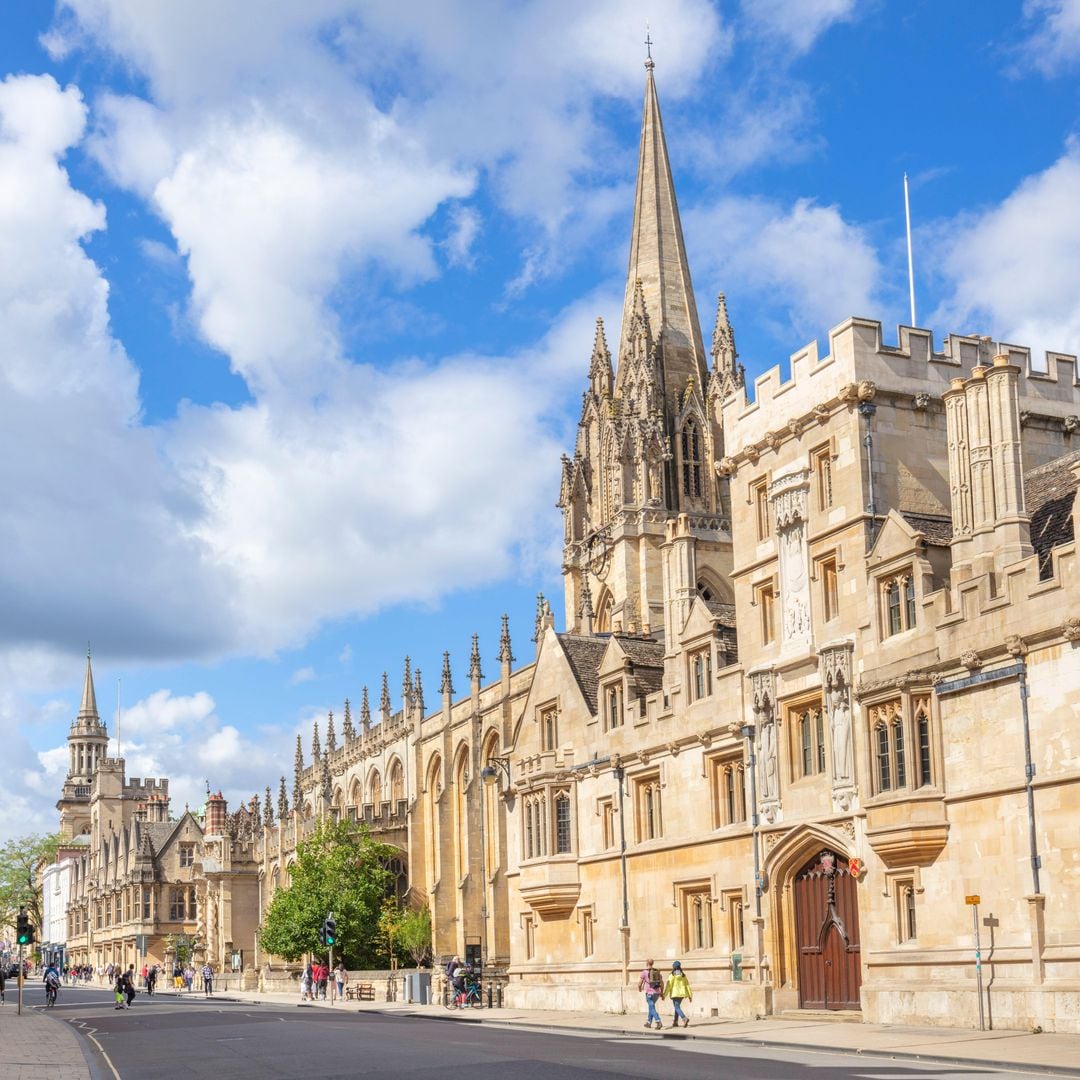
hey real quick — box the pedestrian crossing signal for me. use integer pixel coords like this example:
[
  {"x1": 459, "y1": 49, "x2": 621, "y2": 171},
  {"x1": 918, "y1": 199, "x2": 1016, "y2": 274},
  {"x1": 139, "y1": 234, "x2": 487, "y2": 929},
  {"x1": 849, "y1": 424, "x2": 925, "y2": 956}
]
[{"x1": 322, "y1": 914, "x2": 337, "y2": 947}]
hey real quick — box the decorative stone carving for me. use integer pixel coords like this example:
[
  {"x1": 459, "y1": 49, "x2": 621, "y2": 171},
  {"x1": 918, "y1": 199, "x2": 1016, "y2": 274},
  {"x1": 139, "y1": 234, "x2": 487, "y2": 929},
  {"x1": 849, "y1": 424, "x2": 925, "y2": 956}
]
[
  {"x1": 820, "y1": 642, "x2": 854, "y2": 787},
  {"x1": 1019, "y1": 410, "x2": 1033, "y2": 428},
  {"x1": 1064, "y1": 415, "x2": 1079, "y2": 436},
  {"x1": 813, "y1": 403, "x2": 830, "y2": 424},
  {"x1": 913, "y1": 392, "x2": 931, "y2": 410},
  {"x1": 750, "y1": 670, "x2": 779, "y2": 804},
  {"x1": 857, "y1": 380, "x2": 878, "y2": 402},
  {"x1": 787, "y1": 417, "x2": 802, "y2": 437},
  {"x1": 961, "y1": 650, "x2": 983, "y2": 671},
  {"x1": 716, "y1": 456, "x2": 737, "y2": 477},
  {"x1": 769, "y1": 469, "x2": 812, "y2": 647},
  {"x1": 1063, "y1": 617, "x2": 1080, "y2": 642},
  {"x1": 1005, "y1": 634, "x2": 1028, "y2": 658},
  {"x1": 765, "y1": 432, "x2": 782, "y2": 451},
  {"x1": 746, "y1": 444, "x2": 760, "y2": 464}
]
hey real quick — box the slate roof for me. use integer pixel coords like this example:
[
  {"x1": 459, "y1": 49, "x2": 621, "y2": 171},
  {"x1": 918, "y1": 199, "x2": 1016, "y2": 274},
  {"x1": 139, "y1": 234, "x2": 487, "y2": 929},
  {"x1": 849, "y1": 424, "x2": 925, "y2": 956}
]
[
  {"x1": 704, "y1": 600, "x2": 737, "y2": 627},
  {"x1": 1026, "y1": 448, "x2": 1080, "y2": 578},
  {"x1": 557, "y1": 634, "x2": 608, "y2": 715},
  {"x1": 613, "y1": 634, "x2": 666, "y2": 699},
  {"x1": 900, "y1": 513, "x2": 953, "y2": 547}
]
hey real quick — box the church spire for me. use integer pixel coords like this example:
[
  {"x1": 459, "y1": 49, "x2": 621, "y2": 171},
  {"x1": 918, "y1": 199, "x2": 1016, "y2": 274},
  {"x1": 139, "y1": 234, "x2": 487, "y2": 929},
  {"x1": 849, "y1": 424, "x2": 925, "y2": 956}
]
[
  {"x1": 78, "y1": 647, "x2": 100, "y2": 722},
  {"x1": 616, "y1": 58, "x2": 707, "y2": 397}
]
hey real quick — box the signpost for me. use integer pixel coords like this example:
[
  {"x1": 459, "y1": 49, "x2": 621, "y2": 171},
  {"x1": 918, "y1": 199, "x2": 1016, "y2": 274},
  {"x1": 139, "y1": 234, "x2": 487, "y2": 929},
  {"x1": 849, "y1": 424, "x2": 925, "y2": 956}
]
[{"x1": 966, "y1": 895, "x2": 985, "y2": 1031}]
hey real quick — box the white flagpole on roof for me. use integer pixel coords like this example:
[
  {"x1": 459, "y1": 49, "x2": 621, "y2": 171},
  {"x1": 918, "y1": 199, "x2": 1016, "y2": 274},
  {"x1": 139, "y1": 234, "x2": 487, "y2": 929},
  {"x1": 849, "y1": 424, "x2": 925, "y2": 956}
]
[{"x1": 904, "y1": 172, "x2": 917, "y2": 326}]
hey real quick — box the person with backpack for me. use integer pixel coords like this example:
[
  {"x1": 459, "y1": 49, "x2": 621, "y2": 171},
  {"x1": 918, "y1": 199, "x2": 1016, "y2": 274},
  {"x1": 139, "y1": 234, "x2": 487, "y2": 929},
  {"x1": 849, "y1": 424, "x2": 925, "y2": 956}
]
[
  {"x1": 124, "y1": 964, "x2": 137, "y2": 1007},
  {"x1": 114, "y1": 968, "x2": 127, "y2": 1009},
  {"x1": 664, "y1": 961, "x2": 692, "y2": 1027},
  {"x1": 637, "y1": 957, "x2": 665, "y2": 1029}
]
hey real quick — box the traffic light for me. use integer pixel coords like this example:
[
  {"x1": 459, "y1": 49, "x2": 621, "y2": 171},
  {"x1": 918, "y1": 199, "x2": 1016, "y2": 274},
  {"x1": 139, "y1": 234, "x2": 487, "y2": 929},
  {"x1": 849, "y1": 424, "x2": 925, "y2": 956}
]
[
  {"x1": 320, "y1": 913, "x2": 337, "y2": 947},
  {"x1": 16, "y1": 908, "x2": 33, "y2": 946}
]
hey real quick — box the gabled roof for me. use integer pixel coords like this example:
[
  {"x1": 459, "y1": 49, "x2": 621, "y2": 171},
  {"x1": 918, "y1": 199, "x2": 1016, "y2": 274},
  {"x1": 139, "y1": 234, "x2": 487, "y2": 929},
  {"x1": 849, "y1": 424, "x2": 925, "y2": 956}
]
[
  {"x1": 900, "y1": 513, "x2": 953, "y2": 547},
  {"x1": 556, "y1": 634, "x2": 609, "y2": 716}
]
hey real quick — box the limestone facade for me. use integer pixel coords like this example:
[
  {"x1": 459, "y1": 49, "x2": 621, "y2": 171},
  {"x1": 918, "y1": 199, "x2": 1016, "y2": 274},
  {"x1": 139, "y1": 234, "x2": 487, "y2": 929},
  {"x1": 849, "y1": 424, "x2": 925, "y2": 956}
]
[
  {"x1": 52, "y1": 60, "x2": 1080, "y2": 1031},
  {"x1": 56, "y1": 655, "x2": 261, "y2": 975}
]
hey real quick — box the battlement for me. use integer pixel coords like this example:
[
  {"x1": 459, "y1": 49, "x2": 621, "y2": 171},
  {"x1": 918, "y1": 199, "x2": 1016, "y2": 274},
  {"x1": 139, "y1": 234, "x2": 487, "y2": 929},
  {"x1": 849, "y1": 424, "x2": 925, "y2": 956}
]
[
  {"x1": 722, "y1": 318, "x2": 1080, "y2": 451},
  {"x1": 124, "y1": 777, "x2": 169, "y2": 798}
]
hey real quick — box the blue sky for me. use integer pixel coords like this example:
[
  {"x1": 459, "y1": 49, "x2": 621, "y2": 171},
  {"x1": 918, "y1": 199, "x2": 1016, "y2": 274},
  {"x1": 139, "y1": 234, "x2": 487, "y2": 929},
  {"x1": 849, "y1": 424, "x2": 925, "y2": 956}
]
[{"x1": 2, "y1": 0, "x2": 1078, "y2": 840}]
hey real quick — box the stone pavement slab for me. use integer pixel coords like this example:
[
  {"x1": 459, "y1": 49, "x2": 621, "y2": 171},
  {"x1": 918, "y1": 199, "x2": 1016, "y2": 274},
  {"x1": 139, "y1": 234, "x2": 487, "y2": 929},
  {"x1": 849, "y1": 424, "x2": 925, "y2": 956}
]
[{"x1": 0, "y1": 1002, "x2": 92, "y2": 1080}]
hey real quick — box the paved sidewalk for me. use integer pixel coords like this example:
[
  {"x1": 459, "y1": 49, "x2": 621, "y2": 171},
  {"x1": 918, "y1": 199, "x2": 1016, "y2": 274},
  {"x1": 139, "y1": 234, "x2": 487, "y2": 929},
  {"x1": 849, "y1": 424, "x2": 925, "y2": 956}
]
[
  {"x1": 0, "y1": 1001, "x2": 91, "y2": 1080},
  {"x1": 215, "y1": 989, "x2": 1080, "y2": 1076}
]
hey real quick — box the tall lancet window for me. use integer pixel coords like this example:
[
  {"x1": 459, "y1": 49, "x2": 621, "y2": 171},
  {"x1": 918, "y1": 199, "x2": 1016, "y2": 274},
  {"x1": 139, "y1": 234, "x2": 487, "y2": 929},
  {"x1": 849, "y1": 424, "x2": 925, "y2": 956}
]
[{"x1": 681, "y1": 421, "x2": 702, "y2": 498}]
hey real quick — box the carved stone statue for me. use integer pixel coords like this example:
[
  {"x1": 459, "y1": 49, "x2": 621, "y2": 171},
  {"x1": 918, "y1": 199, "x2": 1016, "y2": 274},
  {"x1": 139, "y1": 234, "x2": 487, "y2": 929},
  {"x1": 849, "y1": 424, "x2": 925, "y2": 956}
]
[
  {"x1": 760, "y1": 719, "x2": 777, "y2": 800},
  {"x1": 828, "y1": 683, "x2": 853, "y2": 784}
]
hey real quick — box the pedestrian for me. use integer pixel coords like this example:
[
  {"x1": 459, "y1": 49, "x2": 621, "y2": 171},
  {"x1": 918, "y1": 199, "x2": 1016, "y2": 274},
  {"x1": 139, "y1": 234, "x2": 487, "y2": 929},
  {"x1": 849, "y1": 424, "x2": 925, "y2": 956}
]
[
  {"x1": 637, "y1": 957, "x2": 665, "y2": 1029},
  {"x1": 125, "y1": 964, "x2": 137, "y2": 1007},
  {"x1": 184, "y1": 964, "x2": 194, "y2": 992},
  {"x1": 141, "y1": 963, "x2": 148, "y2": 987},
  {"x1": 146, "y1": 965, "x2": 157, "y2": 995},
  {"x1": 173, "y1": 964, "x2": 183, "y2": 993},
  {"x1": 334, "y1": 960, "x2": 347, "y2": 1001},
  {"x1": 1, "y1": 963, "x2": 6, "y2": 1004},
  {"x1": 664, "y1": 961, "x2": 692, "y2": 1027},
  {"x1": 300, "y1": 961, "x2": 313, "y2": 1001},
  {"x1": 114, "y1": 967, "x2": 126, "y2": 1009},
  {"x1": 201, "y1": 961, "x2": 214, "y2": 997}
]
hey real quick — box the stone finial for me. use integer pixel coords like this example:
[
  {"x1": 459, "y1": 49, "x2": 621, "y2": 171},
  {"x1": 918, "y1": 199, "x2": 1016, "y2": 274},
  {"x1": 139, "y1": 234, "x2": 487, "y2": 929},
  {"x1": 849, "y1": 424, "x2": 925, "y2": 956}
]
[
  {"x1": 360, "y1": 686, "x2": 372, "y2": 732},
  {"x1": 440, "y1": 651, "x2": 454, "y2": 697},
  {"x1": 264, "y1": 785, "x2": 274, "y2": 827},
  {"x1": 380, "y1": 672, "x2": 392, "y2": 719},
  {"x1": 320, "y1": 748, "x2": 332, "y2": 802},
  {"x1": 251, "y1": 793, "x2": 262, "y2": 831},
  {"x1": 589, "y1": 317, "x2": 614, "y2": 398},
  {"x1": 311, "y1": 717, "x2": 321, "y2": 762},
  {"x1": 326, "y1": 710, "x2": 337, "y2": 754},
  {"x1": 402, "y1": 656, "x2": 413, "y2": 710},
  {"x1": 469, "y1": 633, "x2": 483, "y2": 682},
  {"x1": 578, "y1": 576, "x2": 594, "y2": 635},
  {"x1": 532, "y1": 592, "x2": 547, "y2": 643},
  {"x1": 293, "y1": 734, "x2": 304, "y2": 809},
  {"x1": 414, "y1": 669, "x2": 425, "y2": 715},
  {"x1": 498, "y1": 613, "x2": 515, "y2": 665},
  {"x1": 277, "y1": 775, "x2": 289, "y2": 821},
  {"x1": 342, "y1": 698, "x2": 355, "y2": 741},
  {"x1": 711, "y1": 293, "x2": 739, "y2": 379}
]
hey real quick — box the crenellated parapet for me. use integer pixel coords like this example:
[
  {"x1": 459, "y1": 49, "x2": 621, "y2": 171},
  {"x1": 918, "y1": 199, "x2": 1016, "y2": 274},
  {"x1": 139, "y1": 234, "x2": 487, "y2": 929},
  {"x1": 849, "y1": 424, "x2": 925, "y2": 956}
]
[{"x1": 721, "y1": 319, "x2": 1080, "y2": 460}]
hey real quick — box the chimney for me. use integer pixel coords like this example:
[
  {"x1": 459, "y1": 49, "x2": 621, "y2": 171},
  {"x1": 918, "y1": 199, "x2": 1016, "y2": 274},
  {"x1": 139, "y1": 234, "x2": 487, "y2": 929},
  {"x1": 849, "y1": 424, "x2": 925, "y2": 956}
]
[{"x1": 206, "y1": 792, "x2": 228, "y2": 834}]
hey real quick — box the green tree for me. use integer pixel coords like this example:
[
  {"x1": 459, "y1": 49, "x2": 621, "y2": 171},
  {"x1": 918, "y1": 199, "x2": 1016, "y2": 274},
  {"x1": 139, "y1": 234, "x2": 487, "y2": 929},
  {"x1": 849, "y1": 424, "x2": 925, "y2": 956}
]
[
  {"x1": 376, "y1": 898, "x2": 432, "y2": 968},
  {"x1": 0, "y1": 832, "x2": 61, "y2": 936},
  {"x1": 259, "y1": 819, "x2": 396, "y2": 967}
]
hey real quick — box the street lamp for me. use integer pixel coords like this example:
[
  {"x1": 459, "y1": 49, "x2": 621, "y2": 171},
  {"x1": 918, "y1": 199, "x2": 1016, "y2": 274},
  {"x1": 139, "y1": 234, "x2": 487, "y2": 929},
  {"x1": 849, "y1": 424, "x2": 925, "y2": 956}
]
[{"x1": 480, "y1": 757, "x2": 510, "y2": 786}]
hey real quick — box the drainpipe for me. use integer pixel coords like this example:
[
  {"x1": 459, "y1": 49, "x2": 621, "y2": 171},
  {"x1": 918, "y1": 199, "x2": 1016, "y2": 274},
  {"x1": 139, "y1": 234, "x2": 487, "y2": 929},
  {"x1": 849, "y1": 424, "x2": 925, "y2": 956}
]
[
  {"x1": 859, "y1": 401, "x2": 878, "y2": 550},
  {"x1": 740, "y1": 724, "x2": 762, "y2": 920},
  {"x1": 1018, "y1": 659, "x2": 1041, "y2": 895}
]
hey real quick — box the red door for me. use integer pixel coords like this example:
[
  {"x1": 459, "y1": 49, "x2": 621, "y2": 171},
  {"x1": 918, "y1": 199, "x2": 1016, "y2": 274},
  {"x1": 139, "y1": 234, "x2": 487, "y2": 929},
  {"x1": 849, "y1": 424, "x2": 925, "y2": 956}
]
[{"x1": 794, "y1": 849, "x2": 861, "y2": 1010}]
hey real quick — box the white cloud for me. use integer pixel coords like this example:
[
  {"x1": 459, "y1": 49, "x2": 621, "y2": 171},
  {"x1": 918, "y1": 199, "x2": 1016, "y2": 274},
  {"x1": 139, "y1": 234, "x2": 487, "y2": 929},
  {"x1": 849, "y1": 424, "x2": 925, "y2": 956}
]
[
  {"x1": 289, "y1": 666, "x2": 317, "y2": 686},
  {"x1": 740, "y1": 0, "x2": 858, "y2": 53},
  {"x1": 338, "y1": 644, "x2": 352, "y2": 665},
  {"x1": 686, "y1": 194, "x2": 883, "y2": 345},
  {"x1": 932, "y1": 141, "x2": 1080, "y2": 359},
  {"x1": 1017, "y1": 0, "x2": 1080, "y2": 76}
]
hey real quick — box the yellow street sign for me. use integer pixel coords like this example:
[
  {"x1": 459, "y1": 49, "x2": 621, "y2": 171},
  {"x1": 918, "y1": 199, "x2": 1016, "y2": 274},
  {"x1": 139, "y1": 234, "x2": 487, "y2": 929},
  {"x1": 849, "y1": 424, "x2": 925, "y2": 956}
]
[{"x1": 965, "y1": 895, "x2": 980, "y2": 905}]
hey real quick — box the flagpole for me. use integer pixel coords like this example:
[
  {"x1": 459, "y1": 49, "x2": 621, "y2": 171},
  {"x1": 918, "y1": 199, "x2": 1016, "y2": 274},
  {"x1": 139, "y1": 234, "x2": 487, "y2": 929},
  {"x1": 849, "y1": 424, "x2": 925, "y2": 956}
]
[
  {"x1": 904, "y1": 172, "x2": 917, "y2": 326},
  {"x1": 116, "y1": 678, "x2": 122, "y2": 759}
]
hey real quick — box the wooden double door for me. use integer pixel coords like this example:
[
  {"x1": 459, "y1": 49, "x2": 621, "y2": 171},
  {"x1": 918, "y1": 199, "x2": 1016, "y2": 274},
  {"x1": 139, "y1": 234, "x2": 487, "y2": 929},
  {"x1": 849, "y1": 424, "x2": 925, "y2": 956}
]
[{"x1": 794, "y1": 849, "x2": 861, "y2": 1010}]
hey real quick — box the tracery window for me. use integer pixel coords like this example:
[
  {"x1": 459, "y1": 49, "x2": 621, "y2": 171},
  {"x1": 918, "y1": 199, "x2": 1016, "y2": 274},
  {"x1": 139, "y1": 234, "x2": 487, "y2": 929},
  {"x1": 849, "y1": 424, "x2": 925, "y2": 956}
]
[
  {"x1": 709, "y1": 753, "x2": 746, "y2": 827},
  {"x1": 689, "y1": 647, "x2": 712, "y2": 701},
  {"x1": 681, "y1": 420, "x2": 702, "y2": 497},
  {"x1": 789, "y1": 699, "x2": 826, "y2": 779},
  {"x1": 554, "y1": 790, "x2": 573, "y2": 855},
  {"x1": 604, "y1": 683, "x2": 623, "y2": 731},
  {"x1": 390, "y1": 760, "x2": 404, "y2": 802},
  {"x1": 870, "y1": 699, "x2": 906, "y2": 793},
  {"x1": 634, "y1": 773, "x2": 663, "y2": 841},
  {"x1": 881, "y1": 569, "x2": 917, "y2": 637}
]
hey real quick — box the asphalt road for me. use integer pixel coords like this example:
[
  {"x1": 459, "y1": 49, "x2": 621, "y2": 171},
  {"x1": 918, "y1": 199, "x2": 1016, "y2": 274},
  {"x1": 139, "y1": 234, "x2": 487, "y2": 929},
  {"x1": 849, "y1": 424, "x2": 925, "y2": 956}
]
[{"x1": 38, "y1": 986, "x2": 1057, "y2": 1080}]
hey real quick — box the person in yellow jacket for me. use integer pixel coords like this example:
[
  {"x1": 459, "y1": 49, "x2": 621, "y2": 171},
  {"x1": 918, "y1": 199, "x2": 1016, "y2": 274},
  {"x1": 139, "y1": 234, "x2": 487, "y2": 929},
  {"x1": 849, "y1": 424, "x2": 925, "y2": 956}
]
[{"x1": 664, "y1": 960, "x2": 692, "y2": 1027}]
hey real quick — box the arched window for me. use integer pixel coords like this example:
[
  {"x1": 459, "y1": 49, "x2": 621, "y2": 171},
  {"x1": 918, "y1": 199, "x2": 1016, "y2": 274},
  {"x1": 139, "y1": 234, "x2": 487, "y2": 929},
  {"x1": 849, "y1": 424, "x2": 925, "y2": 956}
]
[
  {"x1": 681, "y1": 420, "x2": 702, "y2": 497},
  {"x1": 595, "y1": 589, "x2": 613, "y2": 634},
  {"x1": 389, "y1": 759, "x2": 404, "y2": 802},
  {"x1": 876, "y1": 722, "x2": 892, "y2": 791},
  {"x1": 425, "y1": 754, "x2": 442, "y2": 890},
  {"x1": 349, "y1": 778, "x2": 363, "y2": 807},
  {"x1": 454, "y1": 748, "x2": 470, "y2": 880},
  {"x1": 369, "y1": 770, "x2": 382, "y2": 808},
  {"x1": 482, "y1": 733, "x2": 501, "y2": 873}
]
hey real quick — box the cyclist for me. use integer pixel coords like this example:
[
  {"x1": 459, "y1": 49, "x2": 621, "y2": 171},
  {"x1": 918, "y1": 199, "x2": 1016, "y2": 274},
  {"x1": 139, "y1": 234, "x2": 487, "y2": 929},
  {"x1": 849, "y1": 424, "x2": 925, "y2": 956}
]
[{"x1": 43, "y1": 963, "x2": 61, "y2": 1006}]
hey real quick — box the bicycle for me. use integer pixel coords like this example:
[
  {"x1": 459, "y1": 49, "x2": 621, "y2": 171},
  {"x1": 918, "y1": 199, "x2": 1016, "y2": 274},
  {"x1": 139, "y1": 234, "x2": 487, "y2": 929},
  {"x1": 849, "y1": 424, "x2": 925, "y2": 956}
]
[
  {"x1": 445, "y1": 978, "x2": 484, "y2": 1009},
  {"x1": 45, "y1": 982, "x2": 59, "y2": 1007}
]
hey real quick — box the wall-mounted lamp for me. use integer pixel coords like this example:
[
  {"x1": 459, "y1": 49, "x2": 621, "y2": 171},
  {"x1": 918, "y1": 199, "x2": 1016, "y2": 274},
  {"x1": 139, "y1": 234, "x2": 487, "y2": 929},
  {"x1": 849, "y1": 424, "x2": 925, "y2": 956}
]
[{"x1": 480, "y1": 756, "x2": 511, "y2": 787}]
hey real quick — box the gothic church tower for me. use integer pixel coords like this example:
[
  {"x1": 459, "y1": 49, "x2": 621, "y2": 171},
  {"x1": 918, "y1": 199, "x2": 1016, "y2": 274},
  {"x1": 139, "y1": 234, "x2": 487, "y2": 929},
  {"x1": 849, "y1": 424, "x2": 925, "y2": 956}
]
[
  {"x1": 57, "y1": 650, "x2": 110, "y2": 838},
  {"x1": 560, "y1": 57, "x2": 738, "y2": 636}
]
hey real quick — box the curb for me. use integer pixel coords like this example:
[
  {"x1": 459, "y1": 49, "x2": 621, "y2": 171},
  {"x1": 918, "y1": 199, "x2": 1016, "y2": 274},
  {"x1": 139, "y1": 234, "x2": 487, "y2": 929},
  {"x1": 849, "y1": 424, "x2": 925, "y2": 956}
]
[{"x1": 401, "y1": 1010, "x2": 1080, "y2": 1078}]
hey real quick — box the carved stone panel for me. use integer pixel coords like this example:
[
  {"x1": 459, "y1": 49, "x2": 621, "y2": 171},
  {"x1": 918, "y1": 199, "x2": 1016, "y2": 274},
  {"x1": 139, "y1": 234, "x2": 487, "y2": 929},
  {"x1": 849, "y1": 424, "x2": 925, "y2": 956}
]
[{"x1": 770, "y1": 467, "x2": 812, "y2": 649}]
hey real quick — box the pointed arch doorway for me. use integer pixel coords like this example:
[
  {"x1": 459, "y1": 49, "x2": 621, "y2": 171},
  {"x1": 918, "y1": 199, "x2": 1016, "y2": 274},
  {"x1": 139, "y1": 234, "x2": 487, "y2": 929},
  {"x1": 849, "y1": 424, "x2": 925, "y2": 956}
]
[{"x1": 794, "y1": 849, "x2": 861, "y2": 1010}]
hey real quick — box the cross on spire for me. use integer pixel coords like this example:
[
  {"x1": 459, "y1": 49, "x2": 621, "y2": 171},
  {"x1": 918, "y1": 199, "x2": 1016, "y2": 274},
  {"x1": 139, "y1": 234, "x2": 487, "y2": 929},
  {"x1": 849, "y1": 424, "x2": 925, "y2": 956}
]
[{"x1": 644, "y1": 22, "x2": 654, "y2": 67}]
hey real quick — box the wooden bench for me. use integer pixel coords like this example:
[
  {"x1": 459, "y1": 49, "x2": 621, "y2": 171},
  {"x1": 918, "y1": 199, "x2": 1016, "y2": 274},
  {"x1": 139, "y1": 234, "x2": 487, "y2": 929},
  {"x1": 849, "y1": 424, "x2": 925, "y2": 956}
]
[{"x1": 346, "y1": 983, "x2": 375, "y2": 1001}]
